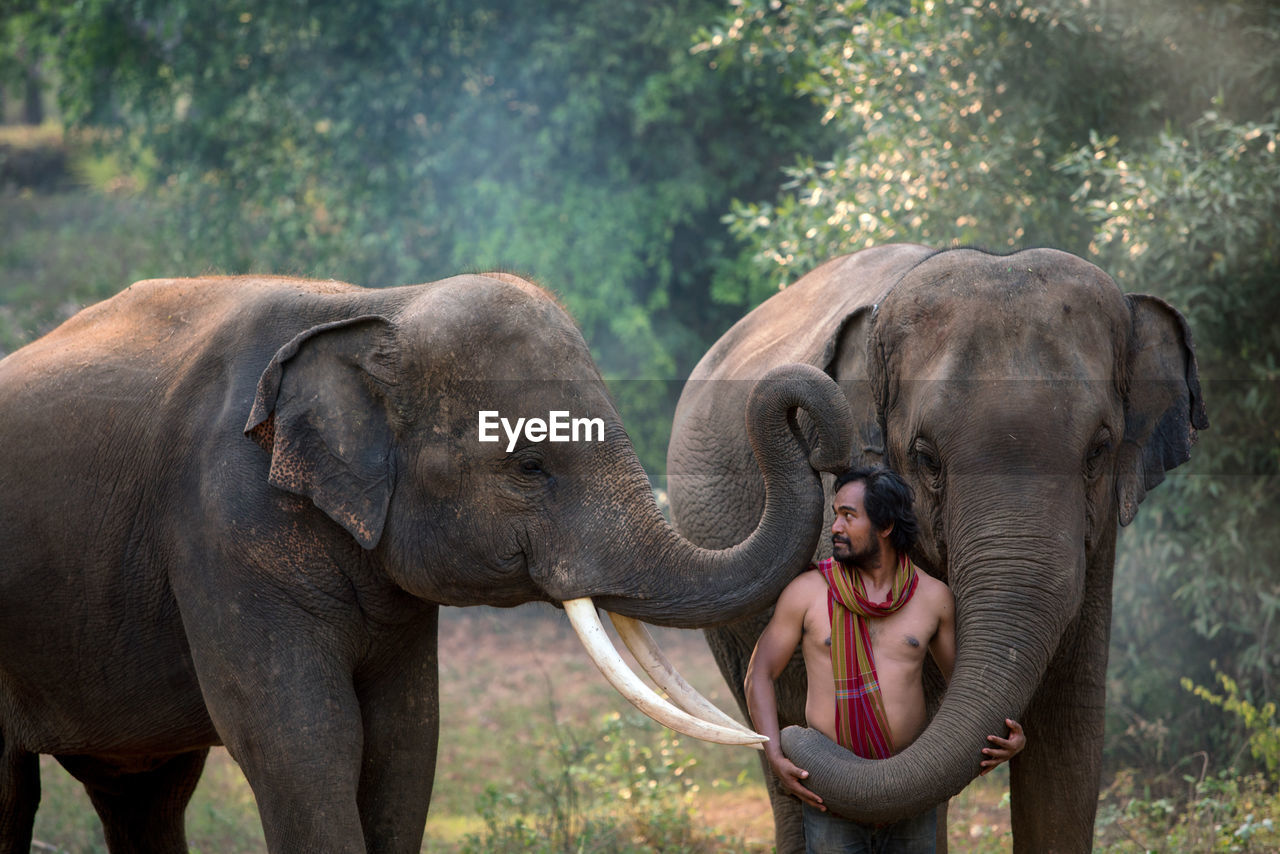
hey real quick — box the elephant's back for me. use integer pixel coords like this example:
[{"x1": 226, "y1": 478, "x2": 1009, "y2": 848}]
[
  {"x1": 3, "y1": 276, "x2": 361, "y2": 373},
  {"x1": 686, "y1": 244, "x2": 930, "y2": 385},
  {"x1": 0, "y1": 276, "x2": 382, "y2": 432}
]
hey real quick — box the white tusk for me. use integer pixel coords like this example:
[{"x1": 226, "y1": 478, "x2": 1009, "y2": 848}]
[
  {"x1": 607, "y1": 611, "x2": 759, "y2": 738},
  {"x1": 563, "y1": 598, "x2": 767, "y2": 747}
]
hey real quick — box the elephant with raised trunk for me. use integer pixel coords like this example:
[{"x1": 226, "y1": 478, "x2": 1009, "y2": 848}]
[
  {"x1": 0, "y1": 272, "x2": 852, "y2": 853},
  {"x1": 668, "y1": 244, "x2": 1206, "y2": 853}
]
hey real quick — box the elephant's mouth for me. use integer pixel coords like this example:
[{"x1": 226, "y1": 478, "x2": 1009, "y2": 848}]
[{"x1": 562, "y1": 599, "x2": 767, "y2": 748}]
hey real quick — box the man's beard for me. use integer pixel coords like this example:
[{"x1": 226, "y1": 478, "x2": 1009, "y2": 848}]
[{"x1": 832, "y1": 535, "x2": 878, "y2": 569}]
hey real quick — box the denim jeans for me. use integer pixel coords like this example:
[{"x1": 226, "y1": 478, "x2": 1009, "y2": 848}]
[{"x1": 801, "y1": 802, "x2": 937, "y2": 854}]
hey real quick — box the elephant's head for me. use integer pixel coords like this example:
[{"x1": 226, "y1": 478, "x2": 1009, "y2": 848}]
[
  {"x1": 242, "y1": 273, "x2": 853, "y2": 744},
  {"x1": 780, "y1": 247, "x2": 1207, "y2": 820}
]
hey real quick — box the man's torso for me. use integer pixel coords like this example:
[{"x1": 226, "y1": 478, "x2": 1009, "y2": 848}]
[{"x1": 796, "y1": 568, "x2": 946, "y2": 752}]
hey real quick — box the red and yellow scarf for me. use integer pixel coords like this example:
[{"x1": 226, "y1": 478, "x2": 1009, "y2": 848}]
[{"x1": 818, "y1": 555, "x2": 919, "y2": 759}]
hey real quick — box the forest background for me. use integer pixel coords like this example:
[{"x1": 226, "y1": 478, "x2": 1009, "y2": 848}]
[{"x1": 1, "y1": 0, "x2": 1277, "y2": 850}]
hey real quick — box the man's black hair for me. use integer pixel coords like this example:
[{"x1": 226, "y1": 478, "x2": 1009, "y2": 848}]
[{"x1": 833, "y1": 466, "x2": 919, "y2": 554}]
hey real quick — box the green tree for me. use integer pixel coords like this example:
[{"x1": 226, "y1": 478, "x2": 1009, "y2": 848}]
[
  {"x1": 1056, "y1": 0, "x2": 1280, "y2": 778},
  {"x1": 1066, "y1": 110, "x2": 1280, "y2": 776},
  {"x1": 702, "y1": 0, "x2": 1129, "y2": 286},
  {"x1": 10, "y1": 0, "x2": 832, "y2": 471}
]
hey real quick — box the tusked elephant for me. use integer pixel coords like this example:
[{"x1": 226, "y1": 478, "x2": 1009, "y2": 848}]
[
  {"x1": 0, "y1": 272, "x2": 854, "y2": 853},
  {"x1": 667, "y1": 244, "x2": 1206, "y2": 853}
]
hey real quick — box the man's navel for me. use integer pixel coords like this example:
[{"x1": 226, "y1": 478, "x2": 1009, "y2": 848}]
[{"x1": 906, "y1": 635, "x2": 920, "y2": 648}]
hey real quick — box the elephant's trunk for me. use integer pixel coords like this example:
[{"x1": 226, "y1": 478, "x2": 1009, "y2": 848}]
[
  {"x1": 782, "y1": 477, "x2": 1084, "y2": 822},
  {"x1": 534, "y1": 364, "x2": 852, "y2": 747},
  {"x1": 557, "y1": 363, "x2": 852, "y2": 628}
]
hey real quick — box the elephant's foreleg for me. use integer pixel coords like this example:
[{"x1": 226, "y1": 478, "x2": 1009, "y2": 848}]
[
  {"x1": 56, "y1": 749, "x2": 208, "y2": 854},
  {"x1": 210, "y1": 662, "x2": 368, "y2": 851},
  {"x1": 1009, "y1": 623, "x2": 1107, "y2": 854},
  {"x1": 0, "y1": 733, "x2": 38, "y2": 854},
  {"x1": 182, "y1": 600, "x2": 370, "y2": 852},
  {"x1": 355, "y1": 606, "x2": 441, "y2": 854}
]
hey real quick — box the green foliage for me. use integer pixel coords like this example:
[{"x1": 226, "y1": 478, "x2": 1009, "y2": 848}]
[
  {"x1": 1095, "y1": 768, "x2": 1280, "y2": 853},
  {"x1": 0, "y1": 186, "x2": 196, "y2": 354},
  {"x1": 1068, "y1": 106, "x2": 1280, "y2": 773},
  {"x1": 1185, "y1": 670, "x2": 1280, "y2": 776},
  {"x1": 708, "y1": 0, "x2": 1280, "y2": 287},
  {"x1": 704, "y1": 0, "x2": 1126, "y2": 286},
  {"x1": 459, "y1": 710, "x2": 739, "y2": 854}
]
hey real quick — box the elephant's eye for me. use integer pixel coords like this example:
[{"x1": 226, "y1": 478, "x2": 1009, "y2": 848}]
[
  {"x1": 910, "y1": 438, "x2": 943, "y2": 490},
  {"x1": 1085, "y1": 429, "x2": 1113, "y2": 478},
  {"x1": 510, "y1": 452, "x2": 554, "y2": 490}
]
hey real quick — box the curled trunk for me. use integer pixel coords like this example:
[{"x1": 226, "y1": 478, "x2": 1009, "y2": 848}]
[
  {"x1": 547, "y1": 364, "x2": 852, "y2": 746},
  {"x1": 574, "y1": 362, "x2": 853, "y2": 627}
]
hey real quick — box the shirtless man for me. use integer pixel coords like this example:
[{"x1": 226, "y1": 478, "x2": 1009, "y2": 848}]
[{"x1": 745, "y1": 466, "x2": 1025, "y2": 853}]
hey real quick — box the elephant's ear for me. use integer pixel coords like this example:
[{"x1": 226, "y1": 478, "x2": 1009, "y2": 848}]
[
  {"x1": 244, "y1": 315, "x2": 400, "y2": 549},
  {"x1": 824, "y1": 305, "x2": 884, "y2": 466},
  {"x1": 1116, "y1": 295, "x2": 1209, "y2": 526}
]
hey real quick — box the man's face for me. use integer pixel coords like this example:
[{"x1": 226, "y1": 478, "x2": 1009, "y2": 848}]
[{"x1": 831, "y1": 480, "x2": 880, "y2": 568}]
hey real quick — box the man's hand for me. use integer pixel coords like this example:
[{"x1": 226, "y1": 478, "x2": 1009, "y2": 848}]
[
  {"x1": 767, "y1": 751, "x2": 825, "y2": 810},
  {"x1": 978, "y1": 718, "x2": 1026, "y2": 775}
]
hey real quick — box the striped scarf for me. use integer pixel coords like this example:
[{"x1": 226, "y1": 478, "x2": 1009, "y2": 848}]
[{"x1": 818, "y1": 555, "x2": 919, "y2": 759}]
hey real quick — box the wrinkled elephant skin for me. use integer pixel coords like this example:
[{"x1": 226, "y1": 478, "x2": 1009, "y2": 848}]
[
  {"x1": 0, "y1": 273, "x2": 853, "y2": 853},
  {"x1": 667, "y1": 245, "x2": 1206, "y2": 853}
]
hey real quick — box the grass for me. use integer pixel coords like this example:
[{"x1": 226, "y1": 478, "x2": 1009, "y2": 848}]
[{"x1": 0, "y1": 190, "x2": 181, "y2": 350}]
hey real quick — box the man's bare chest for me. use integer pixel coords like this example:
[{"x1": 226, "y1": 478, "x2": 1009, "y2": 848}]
[{"x1": 803, "y1": 598, "x2": 937, "y2": 664}]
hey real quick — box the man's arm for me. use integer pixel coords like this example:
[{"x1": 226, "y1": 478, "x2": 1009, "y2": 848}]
[
  {"x1": 744, "y1": 575, "x2": 825, "y2": 810},
  {"x1": 927, "y1": 578, "x2": 956, "y2": 682},
  {"x1": 927, "y1": 578, "x2": 1026, "y2": 773}
]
